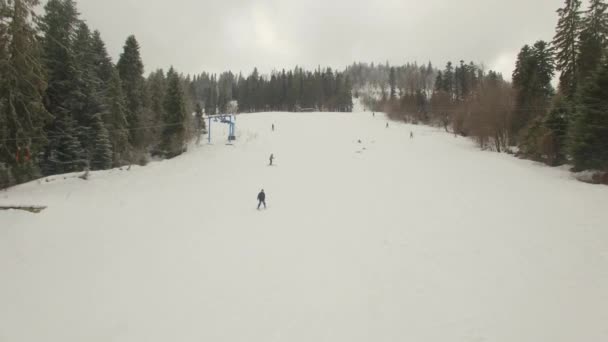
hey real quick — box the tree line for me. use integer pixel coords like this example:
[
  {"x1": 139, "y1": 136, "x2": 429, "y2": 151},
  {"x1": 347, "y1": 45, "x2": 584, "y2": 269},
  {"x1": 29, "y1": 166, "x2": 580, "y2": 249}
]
[
  {"x1": 189, "y1": 66, "x2": 354, "y2": 114},
  {"x1": 4, "y1": 0, "x2": 607, "y2": 188},
  {"x1": 346, "y1": 62, "x2": 438, "y2": 107},
  {"x1": 0, "y1": 0, "x2": 355, "y2": 189},
  {"x1": 0, "y1": 0, "x2": 195, "y2": 189},
  {"x1": 373, "y1": 0, "x2": 608, "y2": 178}
]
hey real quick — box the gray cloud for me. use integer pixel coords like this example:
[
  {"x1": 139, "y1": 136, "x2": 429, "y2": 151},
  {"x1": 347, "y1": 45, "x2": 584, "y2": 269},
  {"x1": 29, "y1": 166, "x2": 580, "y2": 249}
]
[{"x1": 72, "y1": 0, "x2": 565, "y2": 79}]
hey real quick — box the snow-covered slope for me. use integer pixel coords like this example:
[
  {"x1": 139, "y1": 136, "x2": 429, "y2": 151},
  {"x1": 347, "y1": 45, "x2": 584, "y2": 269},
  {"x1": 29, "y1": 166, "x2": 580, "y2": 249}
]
[
  {"x1": 1, "y1": 112, "x2": 607, "y2": 342},
  {"x1": 352, "y1": 96, "x2": 366, "y2": 112}
]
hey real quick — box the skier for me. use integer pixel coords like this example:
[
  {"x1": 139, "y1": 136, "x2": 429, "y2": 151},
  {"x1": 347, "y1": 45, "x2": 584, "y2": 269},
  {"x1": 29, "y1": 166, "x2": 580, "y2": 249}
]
[
  {"x1": 386, "y1": 122, "x2": 389, "y2": 128},
  {"x1": 373, "y1": 112, "x2": 375, "y2": 117},
  {"x1": 410, "y1": 131, "x2": 414, "y2": 139},
  {"x1": 269, "y1": 153, "x2": 274, "y2": 166},
  {"x1": 257, "y1": 189, "x2": 267, "y2": 210},
  {"x1": 272, "y1": 123, "x2": 275, "y2": 131}
]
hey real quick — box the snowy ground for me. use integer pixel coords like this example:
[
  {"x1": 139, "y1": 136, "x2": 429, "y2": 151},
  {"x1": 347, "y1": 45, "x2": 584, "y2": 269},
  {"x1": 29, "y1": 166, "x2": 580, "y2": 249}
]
[{"x1": 1, "y1": 112, "x2": 608, "y2": 342}]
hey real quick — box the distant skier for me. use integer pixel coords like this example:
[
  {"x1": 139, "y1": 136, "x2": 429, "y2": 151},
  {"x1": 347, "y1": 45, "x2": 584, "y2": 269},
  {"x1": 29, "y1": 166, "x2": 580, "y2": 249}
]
[
  {"x1": 386, "y1": 122, "x2": 389, "y2": 128},
  {"x1": 269, "y1": 153, "x2": 274, "y2": 166},
  {"x1": 257, "y1": 189, "x2": 267, "y2": 210},
  {"x1": 410, "y1": 131, "x2": 414, "y2": 139},
  {"x1": 272, "y1": 123, "x2": 275, "y2": 131},
  {"x1": 373, "y1": 112, "x2": 376, "y2": 117}
]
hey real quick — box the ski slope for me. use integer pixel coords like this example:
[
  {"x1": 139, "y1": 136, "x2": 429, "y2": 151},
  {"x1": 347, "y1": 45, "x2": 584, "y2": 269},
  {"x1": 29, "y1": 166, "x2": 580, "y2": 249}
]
[{"x1": 1, "y1": 112, "x2": 608, "y2": 342}]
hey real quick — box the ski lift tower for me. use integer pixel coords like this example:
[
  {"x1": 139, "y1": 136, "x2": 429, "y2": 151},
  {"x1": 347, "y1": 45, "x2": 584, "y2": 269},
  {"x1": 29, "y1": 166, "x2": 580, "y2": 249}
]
[{"x1": 206, "y1": 113, "x2": 237, "y2": 144}]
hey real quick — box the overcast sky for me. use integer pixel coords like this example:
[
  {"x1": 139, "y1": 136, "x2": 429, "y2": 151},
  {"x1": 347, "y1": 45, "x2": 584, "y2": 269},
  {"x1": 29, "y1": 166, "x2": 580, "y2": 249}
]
[{"x1": 71, "y1": 0, "x2": 565, "y2": 79}]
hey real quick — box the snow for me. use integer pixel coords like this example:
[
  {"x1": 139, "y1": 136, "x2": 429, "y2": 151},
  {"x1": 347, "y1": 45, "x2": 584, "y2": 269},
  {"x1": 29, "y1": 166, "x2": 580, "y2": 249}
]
[
  {"x1": 1, "y1": 111, "x2": 608, "y2": 342},
  {"x1": 352, "y1": 96, "x2": 366, "y2": 112}
]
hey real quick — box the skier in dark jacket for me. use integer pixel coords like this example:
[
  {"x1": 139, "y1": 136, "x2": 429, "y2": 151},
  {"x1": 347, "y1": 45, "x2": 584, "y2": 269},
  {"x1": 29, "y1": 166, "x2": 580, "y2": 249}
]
[
  {"x1": 257, "y1": 189, "x2": 266, "y2": 209},
  {"x1": 269, "y1": 153, "x2": 274, "y2": 166}
]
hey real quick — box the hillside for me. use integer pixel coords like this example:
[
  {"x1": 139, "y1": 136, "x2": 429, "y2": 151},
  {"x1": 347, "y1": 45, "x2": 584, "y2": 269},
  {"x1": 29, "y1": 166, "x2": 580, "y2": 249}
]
[{"x1": 1, "y1": 111, "x2": 608, "y2": 342}]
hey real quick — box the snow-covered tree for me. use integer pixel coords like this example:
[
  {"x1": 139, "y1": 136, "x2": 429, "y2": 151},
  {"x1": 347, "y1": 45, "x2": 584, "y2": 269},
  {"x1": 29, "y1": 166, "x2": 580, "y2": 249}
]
[
  {"x1": 90, "y1": 114, "x2": 112, "y2": 170},
  {"x1": 0, "y1": 0, "x2": 51, "y2": 184}
]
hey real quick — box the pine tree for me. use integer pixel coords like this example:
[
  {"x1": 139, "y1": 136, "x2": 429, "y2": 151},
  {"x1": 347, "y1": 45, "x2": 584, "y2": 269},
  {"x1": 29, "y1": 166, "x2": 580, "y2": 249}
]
[
  {"x1": 578, "y1": 0, "x2": 608, "y2": 82},
  {"x1": 543, "y1": 96, "x2": 570, "y2": 165},
  {"x1": 73, "y1": 22, "x2": 102, "y2": 162},
  {"x1": 455, "y1": 60, "x2": 466, "y2": 100},
  {"x1": 89, "y1": 30, "x2": 114, "y2": 116},
  {"x1": 286, "y1": 71, "x2": 297, "y2": 111},
  {"x1": 342, "y1": 75, "x2": 353, "y2": 112},
  {"x1": 87, "y1": 29, "x2": 131, "y2": 165},
  {"x1": 512, "y1": 42, "x2": 555, "y2": 139},
  {"x1": 443, "y1": 62, "x2": 455, "y2": 99},
  {"x1": 512, "y1": 45, "x2": 534, "y2": 132},
  {"x1": 90, "y1": 114, "x2": 112, "y2": 170},
  {"x1": 194, "y1": 102, "x2": 205, "y2": 144},
  {"x1": 145, "y1": 69, "x2": 166, "y2": 144},
  {"x1": 161, "y1": 67, "x2": 187, "y2": 158},
  {"x1": 90, "y1": 30, "x2": 114, "y2": 84},
  {"x1": 181, "y1": 73, "x2": 196, "y2": 117},
  {"x1": 39, "y1": 0, "x2": 87, "y2": 174},
  {"x1": 533, "y1": 41, "x2": 556, "y2": 100},
  {"x1": 195, "y1": 103, "x2": 204, "y2": 127},
  {"x1": 205, "y1": 75, "x2": 217, "y2": 115},
  {"x1": 117, "y1": 35, "x2": 145, "y2": 148},
  {"x1": 40, "y1": 0, "x2": 81, "y2": 116},
  {"x1": 434, "y1": 71, "x2": 444, "y2": 92},
  {"x1": 569, "y1": 59, "x2": 608, "y2": 171},
  {"x1": 43, "y1": 115, "x2": 86, "y2": 174},
  {"x1": 0, "y1": 1, "x2": 9, "y2": 165},
  {"x1": 425, "y1": 61, "x2": 435, "y2": 91},
  {"x1": 389, "y1": 67, "x2": 397, "y2": 99},
  {"x1": 0, "y1": 0, "x2": 52, "y2": 184},
  {"x1": 553, "y1": 0, "x2": 582, "y2": 97},
  {"x1": 106, "y1": 68, "x2": 130, "y2": 165}
]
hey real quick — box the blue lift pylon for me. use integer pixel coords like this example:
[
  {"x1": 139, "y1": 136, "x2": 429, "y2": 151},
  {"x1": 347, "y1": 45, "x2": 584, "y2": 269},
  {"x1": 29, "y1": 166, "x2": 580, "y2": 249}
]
[{"x1": 207, "y1": 113, "x2": 237, "y2": 144}]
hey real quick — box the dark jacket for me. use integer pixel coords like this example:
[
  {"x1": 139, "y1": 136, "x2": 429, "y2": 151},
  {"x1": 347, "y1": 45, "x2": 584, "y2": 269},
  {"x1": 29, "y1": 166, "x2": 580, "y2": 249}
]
[{"x1": 258, "y1": 191, "x2": 266, "y2": 201}]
